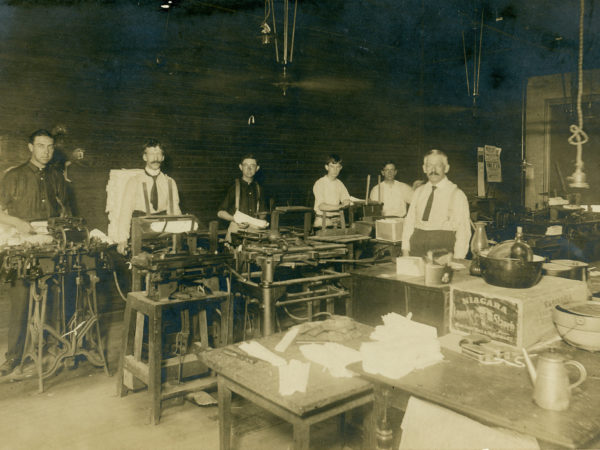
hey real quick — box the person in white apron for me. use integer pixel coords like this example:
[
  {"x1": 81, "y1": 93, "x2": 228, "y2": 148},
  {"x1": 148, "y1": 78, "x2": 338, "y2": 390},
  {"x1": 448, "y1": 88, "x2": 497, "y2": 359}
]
[
  {"x1": 401, "y1": 149, "x2": 471, "y2": 259},
  {"x1": 115, "y1": 139, "x2": 181, "y2": 255},
  {"x1": 217, "y1": 154, "x2": 266, "y2": 242},
  {"x1": 313, "y1": 153, "x2": 352, "y2": 228}
]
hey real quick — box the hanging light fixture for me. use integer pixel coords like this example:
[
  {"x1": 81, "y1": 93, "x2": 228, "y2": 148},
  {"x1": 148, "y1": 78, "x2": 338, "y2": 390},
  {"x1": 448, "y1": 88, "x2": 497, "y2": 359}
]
[
  {"x1": 567, "y1": 0, "x2": 589, "y2": 189},
  {"x1": 462, "y1": 7, "x2": 484, "y2": 108},
  {"x1": 263, "y1": 0, "x2": 298, "y2": 66},
  {"x1": 259, "y1": 0, "x2": 274, "y2": 44}
]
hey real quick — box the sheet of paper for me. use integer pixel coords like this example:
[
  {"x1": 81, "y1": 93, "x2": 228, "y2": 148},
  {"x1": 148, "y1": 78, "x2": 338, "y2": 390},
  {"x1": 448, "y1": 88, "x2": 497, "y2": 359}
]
[{"x1": 233, "y1": 210, "x2": 268, "y2": 228}]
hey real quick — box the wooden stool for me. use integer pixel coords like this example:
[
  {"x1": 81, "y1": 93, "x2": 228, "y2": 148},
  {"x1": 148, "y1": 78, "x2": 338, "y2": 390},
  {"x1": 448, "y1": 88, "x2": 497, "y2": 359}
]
[{"x1": 116, "y1": 290, "x2": 231, "y2": 424}]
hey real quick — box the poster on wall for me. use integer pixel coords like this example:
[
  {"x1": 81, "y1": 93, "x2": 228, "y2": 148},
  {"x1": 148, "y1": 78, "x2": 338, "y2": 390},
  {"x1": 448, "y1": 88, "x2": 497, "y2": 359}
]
[{"x1": 484, "y1": 145, "x2": 502, "y2": 182}]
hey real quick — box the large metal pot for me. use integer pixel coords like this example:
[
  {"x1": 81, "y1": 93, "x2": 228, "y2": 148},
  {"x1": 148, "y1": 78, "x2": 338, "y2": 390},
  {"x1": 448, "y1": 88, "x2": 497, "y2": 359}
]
[
  {"x1": 478, "y1": 252, "x2": 544, "y2": 288},
  {"x1": 550, "y1": 259, "x2": 588, "y2": 281}
]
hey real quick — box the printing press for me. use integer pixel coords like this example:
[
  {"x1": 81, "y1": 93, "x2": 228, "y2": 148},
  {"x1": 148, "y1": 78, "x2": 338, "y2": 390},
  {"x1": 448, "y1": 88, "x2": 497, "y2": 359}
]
[
  {"x1": 231, "y1": 206, "x2": 352, "y2": 337},
  {"x1": 126, "y1": 214, "x2": 234, "y2": 352},
  {"x1": 128, "y1": 214, "x2": 232, "y2": 299},
  {"x1": 0, "y1": 216, "x2": 112, "y2": 392}
]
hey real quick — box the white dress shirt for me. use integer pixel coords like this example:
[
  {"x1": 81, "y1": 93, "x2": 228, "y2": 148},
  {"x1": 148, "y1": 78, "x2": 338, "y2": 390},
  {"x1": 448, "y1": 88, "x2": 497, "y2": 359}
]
[
  {"x1": 115, "y1": 170, "x2": 182, "y2": 243},
  {"x1": 401, "y1": 177, "x2": 471, "y2": 258},
  {"x1": 313, "y1": 175, "x2": 350, "y2": 227},
  {"x1": 369, "y1": 180, "x2": 413, "y2": 217}
]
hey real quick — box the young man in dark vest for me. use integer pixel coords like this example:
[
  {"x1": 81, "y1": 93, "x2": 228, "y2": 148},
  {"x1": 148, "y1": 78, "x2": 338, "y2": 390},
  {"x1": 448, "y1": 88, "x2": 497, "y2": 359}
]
[{"x1": 217, "y1": 154, "x2": 266, "y2": 242}]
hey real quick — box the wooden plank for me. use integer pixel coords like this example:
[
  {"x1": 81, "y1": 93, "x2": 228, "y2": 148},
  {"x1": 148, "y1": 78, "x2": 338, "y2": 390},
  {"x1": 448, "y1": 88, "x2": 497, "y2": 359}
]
[
  {"x1": 160, "y1": 376, "x2": 217, "y2": 400},
  {"x1": 123, "y1": 355, "x2": 150, "y2": 384}
]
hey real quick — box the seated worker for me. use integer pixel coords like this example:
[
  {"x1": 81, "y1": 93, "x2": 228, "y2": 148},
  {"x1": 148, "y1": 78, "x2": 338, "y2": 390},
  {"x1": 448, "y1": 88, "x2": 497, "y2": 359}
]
[
  {"x1": 0, "y1": 129, "x2": 72, "y2": 376},
  {"x1": 313, "y1": 153, "x2": 352, "y2": 228},
  {"x1": 369, "y1": 160, "x2": 414, "y2": 217},
  {"x1": 217, "y1": 154, "x2": 267, "y2": 241},
  {"x1": 401, "y1": 149, "x2": 471, "y2": 259},
  {"x1": 115, "y1": 139, "x2": 181, "y2": 255}
]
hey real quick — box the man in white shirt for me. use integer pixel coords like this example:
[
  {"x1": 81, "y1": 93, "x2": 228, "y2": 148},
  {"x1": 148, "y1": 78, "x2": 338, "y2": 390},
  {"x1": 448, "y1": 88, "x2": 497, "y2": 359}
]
[
  {"x1": 401, "y1": 149, "x2": 471, "y2": 259},
  {"x1": 116, "y1": 139, "x2": 181, "y2": 254},
  {"x1": 313, "y1": 154, "x2": 351, "y2": 227},
  {"x1": 369, "y1": 160, "x2": 413, "y2": 217}
]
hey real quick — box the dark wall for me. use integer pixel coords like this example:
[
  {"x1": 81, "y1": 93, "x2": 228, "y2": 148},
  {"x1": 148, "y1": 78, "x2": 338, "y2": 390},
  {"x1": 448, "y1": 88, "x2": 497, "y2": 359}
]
[{"x1": 0, "y1": 3, "x2": 524, "y2": 231}]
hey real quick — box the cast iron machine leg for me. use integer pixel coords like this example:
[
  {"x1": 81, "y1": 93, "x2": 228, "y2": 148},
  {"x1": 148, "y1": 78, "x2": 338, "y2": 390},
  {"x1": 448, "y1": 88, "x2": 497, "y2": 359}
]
[{"x1": 260, "y1": 257, "x2": 276, "y2": 336}]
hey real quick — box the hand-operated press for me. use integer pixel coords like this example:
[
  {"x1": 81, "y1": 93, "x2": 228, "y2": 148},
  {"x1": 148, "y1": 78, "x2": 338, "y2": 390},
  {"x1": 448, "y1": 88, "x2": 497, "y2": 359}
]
[
  {"x1": 0, "y1": 217, "x2": 111, "y2": 392},
  {"x1": 116, "y1": 215, "x2": 234, "y2": 423},
  {"x1": 231, "y1": 206, "x2": 352, "y2": 337}
]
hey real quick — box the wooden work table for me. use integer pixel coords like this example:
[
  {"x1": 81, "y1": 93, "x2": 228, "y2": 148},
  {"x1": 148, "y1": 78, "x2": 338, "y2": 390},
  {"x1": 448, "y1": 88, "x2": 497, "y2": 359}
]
[
  {"x1": 202, "y1": 320, "x2": 374, "y2": 450},
  {"x1": 352, "y1": 342, "x2": 600, "y2": 449},
  {"x1": 350, "y1": 261, "x2": 472, "y2": 335}
]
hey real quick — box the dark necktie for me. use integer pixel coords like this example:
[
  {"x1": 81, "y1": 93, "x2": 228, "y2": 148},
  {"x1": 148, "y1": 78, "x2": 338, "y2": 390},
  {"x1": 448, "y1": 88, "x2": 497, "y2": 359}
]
[
  {"x1": 422, "y1": 186, "x2": 436, "y2": 221},
  {"x1": 146, "y1": 170, "x2": 159, "y2": 211}
]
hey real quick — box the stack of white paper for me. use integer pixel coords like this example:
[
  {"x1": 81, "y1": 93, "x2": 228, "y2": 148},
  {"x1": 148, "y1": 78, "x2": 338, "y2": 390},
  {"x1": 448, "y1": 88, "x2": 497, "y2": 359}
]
[
  {"x1": 361, "y1": 312, "x2": 443, "y2": 379},
  {"x1": 233, "y1": 210, "x2": 268, "y2": 229}
]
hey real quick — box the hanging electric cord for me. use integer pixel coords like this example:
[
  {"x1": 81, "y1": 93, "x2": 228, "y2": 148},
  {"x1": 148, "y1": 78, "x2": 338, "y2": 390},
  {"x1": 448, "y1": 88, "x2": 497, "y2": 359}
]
[
  {"x1": 270, "y1": 0, "x2": 279, "y2": 63},
  {"x1": 112, "y1": 270, "x2": 128, "y2": 302},
  {"x1": 282, "y1": 307, "x2": 331, "y2": 323},
  {"x1": 462, "y1": 31, "x2": 470, "y2": 95},
  {"x1": 567, "y1": 0, "x2": 590, "y2": 188},
  {"x1": 289, "y1": 0, "x2": 298, "y2": 63},
  {"x1": 462, "y1": 8, "x2": 484, "y2": 105},
  {"x1": 270, "y1": 0, "x2": 297, "y2": 66}
]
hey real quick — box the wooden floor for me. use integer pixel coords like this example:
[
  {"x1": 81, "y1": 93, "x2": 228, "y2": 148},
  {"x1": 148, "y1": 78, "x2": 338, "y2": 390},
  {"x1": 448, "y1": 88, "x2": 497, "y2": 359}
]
[{"x1": 0, "y1": 313, "x2": 368, "y2": 450}]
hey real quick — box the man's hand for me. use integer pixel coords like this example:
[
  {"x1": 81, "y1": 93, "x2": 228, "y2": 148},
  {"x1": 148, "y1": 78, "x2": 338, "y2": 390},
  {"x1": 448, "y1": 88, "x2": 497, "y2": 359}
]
[
  {"x1": 117, "y1": 241, "x2": 128, "y2": 255},
  {"x1": 341, "y1": 199, "x2": 352, "y2": 208}
]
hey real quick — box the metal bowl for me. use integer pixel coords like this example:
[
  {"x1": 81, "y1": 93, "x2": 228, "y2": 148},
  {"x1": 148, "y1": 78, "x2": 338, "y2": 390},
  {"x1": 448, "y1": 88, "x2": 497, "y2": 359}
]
[
  {"x1": 553, "y1": 302, "x2": 600, "y2": 352},
  {"x1": 478, "y1": 252, "x2": 544, "y2": 289}
]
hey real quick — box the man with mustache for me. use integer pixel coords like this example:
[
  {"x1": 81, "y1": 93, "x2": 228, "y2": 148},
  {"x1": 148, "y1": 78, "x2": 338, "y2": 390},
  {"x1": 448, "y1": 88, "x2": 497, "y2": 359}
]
[
  {"x1": 115, "y1": 139, "x2": 181, "y2": 254},
  {"x1": 401, "y1": 149, "x2": 471, "y2": 259},
  {"x1": 0, "y1": 129, "x2": 71, "y2": 376}
]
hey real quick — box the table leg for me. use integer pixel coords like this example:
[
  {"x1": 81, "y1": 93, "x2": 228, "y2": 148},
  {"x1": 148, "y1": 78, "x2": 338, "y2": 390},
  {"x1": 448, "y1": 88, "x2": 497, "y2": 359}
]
[
  {"x1": 293, "y1": 421, "x2": 310, "y2": 450},
  {"x1": 149, "y1": 306, "x2": 162, "y2": 425},
  {"x1": 116, "y1": 301, "x2": 133, "y2": 396},
  {"x1": 218, "y1": 376, "x2": 232, "y2": 450},
  {"x1": 374, "y1": 385, "x2": 393, "y2": 450},
  {"x1": 362, "y1": 401, "x2": 376, "y2": 450}
]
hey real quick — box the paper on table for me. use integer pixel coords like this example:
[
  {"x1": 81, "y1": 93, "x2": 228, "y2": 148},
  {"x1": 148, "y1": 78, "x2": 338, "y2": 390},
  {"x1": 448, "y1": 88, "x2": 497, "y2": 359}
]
[
  {"x1": 299, "y1": 343, "x2": 362, "y2": 378},
  {"x1": 275, "y1": 326, "x2": 300, "y2": 353},
  {"x1": 233, "y1": 210, "x2": 268, "y2": 229},
  {"x1": 238, "y1": 341, "x2": 287, "y2": 367},
  {"x1": 279, "y1": 359, "x2": 310, "y2": 396}
]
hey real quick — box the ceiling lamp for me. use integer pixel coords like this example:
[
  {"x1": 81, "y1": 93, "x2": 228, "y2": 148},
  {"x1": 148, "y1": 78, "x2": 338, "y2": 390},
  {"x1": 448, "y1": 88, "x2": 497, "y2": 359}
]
[
  {"x1": 263, "y1": 0, "x2": 298, "y2": 66},
  {"x1": 567, "y1": 0, "x2": 589, "y2": 189}
]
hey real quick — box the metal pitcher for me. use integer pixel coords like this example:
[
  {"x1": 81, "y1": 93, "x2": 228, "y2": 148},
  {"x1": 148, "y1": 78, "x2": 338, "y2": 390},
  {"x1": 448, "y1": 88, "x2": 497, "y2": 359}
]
[{"x1": 522, "y1": 349, "x2": 587, "y2": 411}]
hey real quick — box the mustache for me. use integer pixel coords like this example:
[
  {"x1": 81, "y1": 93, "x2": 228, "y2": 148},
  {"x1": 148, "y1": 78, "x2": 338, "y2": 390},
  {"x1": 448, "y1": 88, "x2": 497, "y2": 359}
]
[{"x1": 428, "y1": 171, "x2": 440, "y2": 176}]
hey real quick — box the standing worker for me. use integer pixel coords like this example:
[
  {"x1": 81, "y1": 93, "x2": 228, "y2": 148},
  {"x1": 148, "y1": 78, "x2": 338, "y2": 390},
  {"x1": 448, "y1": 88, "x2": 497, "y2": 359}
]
[
  {"x1": 401, "y1": 149, "x2": 471, "y2": 259},
  {"x1": 0, "y1": 129, "x2": 72, "y2": 376},
  {"x1": 115, "y1": 139, "x2": 182, "y2": 255},
  {"x1": 369, "y1": 160, "x2": 413, "y2": 217},
  {"x1": 217, "y1": 154, "x2": 267, "y2": 241}
]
